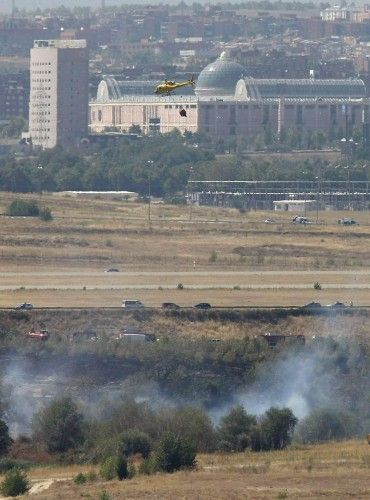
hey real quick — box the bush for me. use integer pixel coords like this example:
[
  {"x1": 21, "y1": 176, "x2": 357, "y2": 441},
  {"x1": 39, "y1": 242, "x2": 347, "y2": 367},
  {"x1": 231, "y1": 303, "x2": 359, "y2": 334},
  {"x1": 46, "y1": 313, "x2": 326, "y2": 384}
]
[
  {"x1": 177, "y1": 283, "x2": 184, "y2": 290},
  {"x1": 162, "y1": 407, "x2": 216, "y2": 453},
  {"x1": 99, "y1": 490, "x2": 111, "y2": 500},
  {"x1": 0, "y1": 419, "x2": 13, "y2": 456},
  {"x1": 154, "y1": 432, "x2": 196, "y2": 473},
  {"x1": 0, "y1": 469, "x2": 29, "y2": 497},
  {"x1": 251, "y1": 407, "x2": 298, "y2": 451},
  {"x1": 295, "y1": 408, "x2": 358, "y2": 444},
  {"x1": 217, "y1": 405, "x2": 256, "y2": 452},
  {"x1": 32, "y1": 396, "x2": 85, "y2": 453},
  {"x1": 0, "y1": 459, "x2": 32, "y2": 474},
  {"x1": 7, "y1": 200, "x2": 39, "y2": 217},
  {"x1": 314, "y1": 282, "x2": 322, "y2": 290},
  {"x1": 87, "y1": 471, "x2": 97, "y2": 482},
  {"x1": 100, "y1": 456, "x2": 117, "y2": 480},
  {"x1": 116, "y1": 454, "x2": 128, "y2": 481},
  {"x1": 73, "y1": 472, "x2": 87, "y2": 485},
  {"x1": 209, "y1": 250, "x2": 218, "y2": 263},
  {"x1": 39, "y1": 207, "x2": 53, "y2": 221},
  {"x1": 138, "y1": 456, "x2": 156, "y2": 475},
  {"x1": 100, "y1": 454, "x2": 131, "y2": 481},
  {"x1": 118, "y1": 429, "x2": 152, "y2": 459}
]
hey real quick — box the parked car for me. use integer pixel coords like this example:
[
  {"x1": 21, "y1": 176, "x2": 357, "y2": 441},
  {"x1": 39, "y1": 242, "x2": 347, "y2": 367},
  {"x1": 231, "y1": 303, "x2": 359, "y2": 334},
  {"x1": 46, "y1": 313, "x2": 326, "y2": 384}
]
[
  {"x1": 193, "y1": 302, "x2": 211, "y2": 309},
  {"x1": 15, "y1": 303, "x2": 33, "y2": 310},
  {"x1": 119, "y1": 333, "x2": 156, "y2": 342},
  {"x1": 122, "y1": 299, "x2": 145, "y2": 308},
  {"x1": 162, "y1": 302, "x2": 180, "y2": 309},
  {"x1": 26, "y1": 329, "x2": 49, "y2": 340},
  {"x1": 326, "y1": 301, "x2": 346, "y2": 309},
  {"x1": 105, "y1": 268, "x2": 120, "y2": 272},
  {"x1": 301, "y1": 301, "x2": 322, "y2": 310},
  {"x1": 292, "y1": 216, "x2": 311, "y2": 224},
  {"x1": 338, "y1": 218, "x2": 357, "y2": 225}
]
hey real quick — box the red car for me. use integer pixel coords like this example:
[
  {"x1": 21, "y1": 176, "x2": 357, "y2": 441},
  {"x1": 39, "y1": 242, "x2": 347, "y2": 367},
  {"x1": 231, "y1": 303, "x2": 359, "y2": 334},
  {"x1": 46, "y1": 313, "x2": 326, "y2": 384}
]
[{"x1": 26, "y1": 329, "x2": 49, "y2": 340}]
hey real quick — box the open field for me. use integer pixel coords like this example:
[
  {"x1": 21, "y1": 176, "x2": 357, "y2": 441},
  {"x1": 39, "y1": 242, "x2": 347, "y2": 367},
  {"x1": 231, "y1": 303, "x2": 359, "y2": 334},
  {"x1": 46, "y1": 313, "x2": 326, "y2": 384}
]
[
  {"x1": 0, "y1": 192, "x2": 369, "y2": 307},
  {"x1": 1, "y1": 440, "x2": 369, "y2": 499}
]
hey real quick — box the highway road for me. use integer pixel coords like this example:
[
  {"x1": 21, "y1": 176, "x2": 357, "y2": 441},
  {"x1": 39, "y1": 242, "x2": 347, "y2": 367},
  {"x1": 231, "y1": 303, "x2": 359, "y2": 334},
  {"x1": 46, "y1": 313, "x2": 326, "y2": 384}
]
[{"x1": 0, "y1": 269, "x2": 368, "y2": 307}]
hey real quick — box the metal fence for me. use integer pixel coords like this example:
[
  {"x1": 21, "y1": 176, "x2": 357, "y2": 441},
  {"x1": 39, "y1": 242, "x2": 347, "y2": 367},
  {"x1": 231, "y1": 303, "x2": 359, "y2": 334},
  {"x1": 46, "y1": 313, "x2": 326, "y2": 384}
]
[{"x1": 188, "y1": 180, "x2": 370, "y2": 210}]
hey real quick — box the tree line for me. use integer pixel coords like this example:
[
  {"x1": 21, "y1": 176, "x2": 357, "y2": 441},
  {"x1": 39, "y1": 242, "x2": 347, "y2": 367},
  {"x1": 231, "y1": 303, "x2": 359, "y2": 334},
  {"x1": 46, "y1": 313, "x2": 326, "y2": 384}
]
[{"x1": 1, "y1": 131, "x2": 370, "y2": 196}]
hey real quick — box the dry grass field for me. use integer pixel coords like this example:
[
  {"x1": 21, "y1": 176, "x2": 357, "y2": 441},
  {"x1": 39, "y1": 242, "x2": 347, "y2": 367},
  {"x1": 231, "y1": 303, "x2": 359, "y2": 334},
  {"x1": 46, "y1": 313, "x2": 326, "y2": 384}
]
[
  {"x1": 0, "y1": 191, "x2": 369, "y2": 307},
  {"x1": 2, "y1": 440, "x2": 368, "y2": 499}
]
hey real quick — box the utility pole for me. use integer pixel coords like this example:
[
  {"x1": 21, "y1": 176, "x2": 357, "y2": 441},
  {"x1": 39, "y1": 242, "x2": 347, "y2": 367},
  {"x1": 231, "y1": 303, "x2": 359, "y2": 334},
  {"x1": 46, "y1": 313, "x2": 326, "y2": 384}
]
[
  {"x1": 189, "y1": 166, "x2": 194, "y2": 221},
  {"x1": 147, "y1": 160, "x2": 153, "y2": 227},
  {"x1": 315, "y1": 176, "x2": 320, "y2": 224},
  {"x1": 101, "y1": 0, "x2": 106, "y2": 10},
  {"x1": 11, "y1": 0, "x2": 16, "y2": 17}
]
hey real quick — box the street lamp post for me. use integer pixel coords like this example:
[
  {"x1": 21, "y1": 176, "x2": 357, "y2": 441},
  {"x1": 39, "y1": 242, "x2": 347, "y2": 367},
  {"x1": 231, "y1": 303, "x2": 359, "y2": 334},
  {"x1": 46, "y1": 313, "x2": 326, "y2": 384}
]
[
  {"x1": 147, "y1": 160, "x2": 153, "y2": 227},
  {"x1": 343, "y1": 165, "x2": 351, "y2": 210},
  {"x1": 189, "y1": 166, "x2": 194, "y2": 221},
  {"x1": 315, "y1": 176, "x2": 320, "y2": 224}
]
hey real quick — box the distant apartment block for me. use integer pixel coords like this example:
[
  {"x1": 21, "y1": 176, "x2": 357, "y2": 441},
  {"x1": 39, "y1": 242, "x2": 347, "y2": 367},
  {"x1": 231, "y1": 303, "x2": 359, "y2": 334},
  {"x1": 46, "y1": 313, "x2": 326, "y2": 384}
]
[
  {"x1": 0, "y1": 72, "x2": 29, "y2": 120},
  {"x1": 29, "y1": 39, "x2": 88, "y2": 149}
]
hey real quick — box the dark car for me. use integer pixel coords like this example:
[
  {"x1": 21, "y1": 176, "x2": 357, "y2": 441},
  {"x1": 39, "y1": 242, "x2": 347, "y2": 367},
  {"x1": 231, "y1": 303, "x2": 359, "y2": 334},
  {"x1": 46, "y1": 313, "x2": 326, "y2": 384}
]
[
  {"x1": 301, "y1": 301, "x2": 322, "y2": 310},
  {"x1": 162, "y1": 302, "x2": 180, "y2": 309},
  {"x1": 193, "y1": 302, "x2": 211, "y2": 309},
  {"x1": 15, "y1": 303, "x2": 33, "y2": 310},
  {"x1": 338, "y1": 218, "x2": 357, "y2": 225},
  {"x1": 105, "y1": 268, "x2": 120, "y2": 272},
  {"x1": 326, "y1": 301, "x2": 346, "y2": 309}
]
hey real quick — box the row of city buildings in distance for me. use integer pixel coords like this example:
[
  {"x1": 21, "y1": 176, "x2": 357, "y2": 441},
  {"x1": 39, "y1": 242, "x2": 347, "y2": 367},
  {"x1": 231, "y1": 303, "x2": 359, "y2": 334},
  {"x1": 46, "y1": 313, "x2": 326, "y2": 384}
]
[{"x1": 26, "y1": 40, "x2": 370, "y2": 150}]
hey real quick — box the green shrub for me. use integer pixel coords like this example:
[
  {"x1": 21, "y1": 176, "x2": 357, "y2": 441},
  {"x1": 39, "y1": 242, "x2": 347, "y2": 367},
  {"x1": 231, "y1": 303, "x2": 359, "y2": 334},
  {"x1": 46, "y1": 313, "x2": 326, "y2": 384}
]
[
  {"x1": 209, "y1": 250, "x2": 218, "y2": 263},
  {"x1": 73, "y1": 472, "x2": 87, "y2": 485},
  {"x1": 99, "y1": 490, "x2": 111, "y2": 500},
  {"x1": 87, "y1": 471, "x2": 97, "y2": 482},
  {"x1": 177, "y1": 283, "x2": 184, "y2": 290},
  {"x1": 217, "y1": 405, "x2": 256, "y2": 452},
  {"x1": 251, "y1": 407, "x2": 298, "y2": 451},
  {"x1": 0, "y1": 419, "x2": 13, "y2": 456},
  {"x1": 0, "y1": 469, "x2": 29, "y2": 497},
  {"x1": 295, "y1": 408, "x2": 357, "y2": 444},
  {"x1": 118, "y1": 429, "x2": 152, "y2": 459},
  {"x1": 154, "y1": 432, "x2": 196, "y2": 473},
  {"x1": 116, "y1": 454, "x2": 128, "y2": 481},
  {"x1": 100, "y1": 456, "x2": 117, "y2": 480},
  {"x1": 314, "y1": 282, "x2": 322, "y2": 290},
  {"x1": 7, "y1": 200, "x2": 39, "y2": 217},
  {"x1": 138, "y1": 456, "x2": 156, "y2": 475},
  {"x1": 32, "y1": 396, "x2": 85, "y2": 453},
  {"x1": 0, "y1": 459, "x2": 32, "y2": 474},
  {"x1": 39, "y1": 207, "x2": 53, "y2": 221}
]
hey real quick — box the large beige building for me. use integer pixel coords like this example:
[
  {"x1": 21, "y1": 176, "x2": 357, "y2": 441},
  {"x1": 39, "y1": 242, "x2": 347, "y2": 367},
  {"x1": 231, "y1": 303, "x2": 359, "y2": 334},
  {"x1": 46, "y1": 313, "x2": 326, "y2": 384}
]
[
  {"x1": 89, "y1": 53, "x2": 370, "y2": 142},
  {"x1": 90, "y1": 77, "x2": 197, "y2": 135},
  {"x1": 29, "y1": 39, "x2": 88, "y2": 149}
]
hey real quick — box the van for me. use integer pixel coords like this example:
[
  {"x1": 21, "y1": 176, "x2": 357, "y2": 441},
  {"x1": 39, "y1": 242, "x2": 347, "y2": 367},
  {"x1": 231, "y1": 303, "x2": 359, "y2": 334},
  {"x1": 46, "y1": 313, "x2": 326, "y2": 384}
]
[
  {"x1": 122, "y1": 299, "x2": 145, "y2": 308},
  {"x1": 119, "y1": 333, "x2": 156, "y2": 342}
]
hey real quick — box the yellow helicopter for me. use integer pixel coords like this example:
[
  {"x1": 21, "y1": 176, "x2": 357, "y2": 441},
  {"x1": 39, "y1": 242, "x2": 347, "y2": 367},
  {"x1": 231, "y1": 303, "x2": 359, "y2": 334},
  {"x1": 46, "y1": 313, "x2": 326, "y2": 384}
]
[{"x1": 155, "y1": 75, "x2": 195, "y2": 96}]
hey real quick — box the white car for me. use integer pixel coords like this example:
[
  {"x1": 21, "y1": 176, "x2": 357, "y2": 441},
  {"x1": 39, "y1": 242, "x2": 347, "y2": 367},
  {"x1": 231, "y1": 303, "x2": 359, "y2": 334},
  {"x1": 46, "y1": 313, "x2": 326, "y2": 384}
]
[{"x1": 121, "y1": 299, "x2": 145, "y2": 308}]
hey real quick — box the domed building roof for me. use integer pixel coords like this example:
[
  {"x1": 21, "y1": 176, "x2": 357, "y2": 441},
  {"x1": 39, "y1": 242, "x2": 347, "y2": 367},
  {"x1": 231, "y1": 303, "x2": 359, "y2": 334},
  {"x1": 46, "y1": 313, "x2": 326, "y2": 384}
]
[{"x1": 195, "y1": 52, "x2": 246, "y2": 97}]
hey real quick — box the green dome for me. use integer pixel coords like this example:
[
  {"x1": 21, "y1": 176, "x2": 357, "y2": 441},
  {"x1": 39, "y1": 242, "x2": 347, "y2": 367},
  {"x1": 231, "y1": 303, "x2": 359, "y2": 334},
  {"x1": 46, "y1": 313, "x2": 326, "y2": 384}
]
[{"x1": 195, "y1": 52, "x2": 246, "y2": 96}]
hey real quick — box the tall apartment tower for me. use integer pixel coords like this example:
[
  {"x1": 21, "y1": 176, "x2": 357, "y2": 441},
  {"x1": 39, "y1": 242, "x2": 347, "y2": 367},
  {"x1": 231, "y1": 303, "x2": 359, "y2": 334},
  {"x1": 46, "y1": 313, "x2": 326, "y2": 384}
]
[{"x1": 29, "y1": 39, "x2": 88, "y2": 149}]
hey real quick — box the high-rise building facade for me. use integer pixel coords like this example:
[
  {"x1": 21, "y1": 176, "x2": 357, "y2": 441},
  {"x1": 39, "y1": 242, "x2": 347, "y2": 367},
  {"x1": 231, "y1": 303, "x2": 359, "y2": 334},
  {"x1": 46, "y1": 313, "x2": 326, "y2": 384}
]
[{"x1": 29, "y1": 39, "x2": 88, "y2": 149}]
